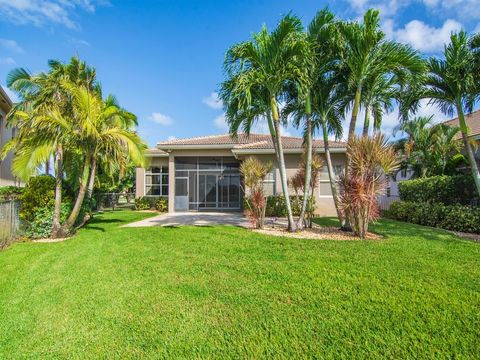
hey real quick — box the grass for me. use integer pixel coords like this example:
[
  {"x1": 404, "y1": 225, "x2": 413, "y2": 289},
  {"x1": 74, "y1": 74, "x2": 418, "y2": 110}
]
[{"x1": 0, "y1": 210, "x2": 479, "y2": 358}]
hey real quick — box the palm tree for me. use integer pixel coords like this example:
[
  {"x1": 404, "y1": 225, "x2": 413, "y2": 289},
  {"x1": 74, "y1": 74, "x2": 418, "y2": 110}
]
[
  {"x1": 282, "y1": 8, "x2": 337, "y2": 229},
  {"x1": 420, "y1": 31, "x2": 480, "y2": 195},
  {"x1": 59, "y1": 83, "x2": 146, "y2": 233},
  {"x1": 394, "y1": 116, "x2": 463, "y2": 177},
  {"x1": 338, "y1": 9, "x2": 425, "y2": 160},
  {"x1": 5, "y1": 57, "x2": 98, "y2": 237},
  {"x1": 219, "y1": 14, "x2": 309, "y2": 231}
]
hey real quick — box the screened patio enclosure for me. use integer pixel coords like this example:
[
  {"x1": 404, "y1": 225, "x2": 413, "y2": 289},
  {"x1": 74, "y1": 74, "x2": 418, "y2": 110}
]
[{"x1": 174, "y1": 157, "x2": 242, "y2": 211}]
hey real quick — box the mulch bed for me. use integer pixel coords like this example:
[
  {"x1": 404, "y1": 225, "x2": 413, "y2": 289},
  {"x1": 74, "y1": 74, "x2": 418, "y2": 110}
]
[{"x1": 253, "y1": 223, "x2": 383, "y2": 241}]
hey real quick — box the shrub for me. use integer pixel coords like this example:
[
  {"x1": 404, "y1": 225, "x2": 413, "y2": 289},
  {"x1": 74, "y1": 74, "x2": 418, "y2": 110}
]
[
  {"x1": 135, "y1": 196, "x2": 167, "y2": 211},
  {"x1": 20, "y1": 175, "x2": 56, "y2": 222},
  {"x1": 25, "y1": 203, "x2": 72, "y2": 239},
  {"x1": 265, "y1": 195, "x2": 302, "y2": 217},
  {"x1": 0, "y1": 186, "x2": 23, "y2": 200},
  {"x1": 155, "y1": 197, "x2": 168, "y2": 212},
  {"x1": 387, "y1": 201, "x2": 480, "y2": 234},
  {"x1": 398, "y1": 174, "x2": 478, "y2": 205}
]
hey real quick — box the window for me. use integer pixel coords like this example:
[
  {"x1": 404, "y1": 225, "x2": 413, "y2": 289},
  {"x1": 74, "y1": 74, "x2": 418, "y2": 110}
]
[
  {"x1": 263, "y1": 170, "x2": 276, "y2": 196},
  {"x1": 145, "y1": 166, "x2": 169, "y2": 196},
  {"x1": 319, "y1": 165, "x2": 344, "y2": 197}
]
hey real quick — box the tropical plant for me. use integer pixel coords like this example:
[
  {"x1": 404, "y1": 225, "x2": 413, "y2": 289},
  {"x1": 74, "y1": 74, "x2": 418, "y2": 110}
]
[
  {"x1": 338, "y1": 134, "x2": 399, "y2": 238},
  {"x1": 220, "y1": 14, "x2": 309, "y2": 231},
  {"x1": 395, "y1": 116, "x2": 464, "y2": 177},
  {"x1": 240, "y1": 157, "x2": 272, "y2": 229},
  {"x1": 410, "y1": 31, "x2": 480, "y2": 196},
  {"x1": 338, "y1": 9, "x2": 424, "y2": 166}
]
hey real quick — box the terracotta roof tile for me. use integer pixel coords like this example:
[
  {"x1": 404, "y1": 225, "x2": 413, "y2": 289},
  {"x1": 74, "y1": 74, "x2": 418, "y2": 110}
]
[
  {"x1": 156, "y1": 133, "x2": 346, "y2": 150},
  {"x1": 443, "y1": 110, "x2": 480, "y2": 140}
]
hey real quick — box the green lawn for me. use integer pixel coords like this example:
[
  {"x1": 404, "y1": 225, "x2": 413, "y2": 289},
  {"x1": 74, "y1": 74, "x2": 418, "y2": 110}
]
[{"x1": 0, "y1": 211, "x2": 479, "y2": 359}]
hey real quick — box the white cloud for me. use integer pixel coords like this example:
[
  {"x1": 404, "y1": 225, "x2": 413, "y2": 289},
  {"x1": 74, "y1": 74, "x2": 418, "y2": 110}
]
[
  {"x1": 213, "y1": 114, "x2": 228, "y2": 130},
  {"x1": 149, "y1": 112, "x2": 173, "y2": 126},
  {"x1": 167, "y1": 135, "x2": 177, "y2": 141},
  {"x1": 202, "y1": 92, "x2": 223, "y2": 110},
  {"x1": 0, "y1": 57, "x2": 16, "y2": 66},
  {"x1": 0, "y1": 38, "x2": 23, "y2": 53},
  {"x1": 346, "y1": 0, "x2": 480, "y2": 21},
  {"x1": 0, "y1": 0, "x2": 105, "y2": 29},
  {"x1": 69, "y1": 38, "x2": 91, "y2": 47},
  {"x1": 385, "y1": 18, "x2": 462, "y2": 53}
]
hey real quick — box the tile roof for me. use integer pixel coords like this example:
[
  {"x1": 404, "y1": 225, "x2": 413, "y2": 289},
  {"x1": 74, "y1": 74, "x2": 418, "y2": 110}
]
[
  {"x1": 443, "y1": 110, "x2": 480, "y2": 140},
  {"x1": 157, "y1": 133, "x2": 346, "y2": 150}
]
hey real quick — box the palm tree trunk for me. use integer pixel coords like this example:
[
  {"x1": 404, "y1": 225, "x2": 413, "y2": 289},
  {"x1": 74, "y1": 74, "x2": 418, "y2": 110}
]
[
  {"x1": 62, "y1": 156, "x2": 92, "y2": 233},
  {"x1": 457, "y1": 106, "x2": 480, "y2": 197},
  {"x1": 86, "y1": 157, "x2": 97, "y2": 199},
  {"x1": 363, "y1": 104, "x2": 370, "y2": 136},
  {"x1": 51, "y1": 144, "x2": 65, "y2": 238},
  {"x1": 343, "y1": 87, "x2": 362, "y2": 230},
  {"x1": 297, "y1": 95, "x2": 312, "y2": 230},
  {"x1": 270, "y1": 96, "x2": 296, "y2": 232},
  {"x1": 321, "y1": 119, "x2": 341, "y2": 220}
]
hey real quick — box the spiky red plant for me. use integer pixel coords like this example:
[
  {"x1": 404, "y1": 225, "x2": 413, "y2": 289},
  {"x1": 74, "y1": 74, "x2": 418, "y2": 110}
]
[{"x1": 338, "y1": 134, "x2": 399, "y2": 238}]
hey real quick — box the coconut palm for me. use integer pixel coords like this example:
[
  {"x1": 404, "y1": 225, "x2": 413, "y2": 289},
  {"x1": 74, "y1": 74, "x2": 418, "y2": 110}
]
[
  {"x1": 5, "y1": 57, "x2": 98, "y2": 237},
  {"x1": 420, "y1": 31, "x2": 480, "y2": 195},
  {"x1": 219, "y1": 14, "x2": 309, "y2": 231},
  {"x1": 58, "y1": 82, "x2": 146, "y2": 233}
]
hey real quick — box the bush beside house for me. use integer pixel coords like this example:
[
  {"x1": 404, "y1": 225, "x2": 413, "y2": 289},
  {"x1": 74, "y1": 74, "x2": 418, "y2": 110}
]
[
  {"x1": 134, "y1": 197, "x2": 168, "y2": 212},
  {"x1": 386, "y1": 174, "x2": 480, "y2": 234}
]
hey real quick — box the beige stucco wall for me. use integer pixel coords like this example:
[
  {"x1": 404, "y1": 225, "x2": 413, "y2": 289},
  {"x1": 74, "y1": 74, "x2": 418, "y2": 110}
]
[
  {"x1": 136, "y1": 148, "x2": 346, "y2": 217},
  {"x1": 237, "y1": 152, "x2": 345, "y2": 217},
  {"x1": 0, "y1": 109, "x2": 18, "y2": 186}
]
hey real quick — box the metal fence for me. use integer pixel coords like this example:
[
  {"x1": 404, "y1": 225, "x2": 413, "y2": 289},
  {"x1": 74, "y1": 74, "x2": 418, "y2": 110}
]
[
  {"x1": 94, "y1": 193, "x2": 135, "y2": 211},
  {"x1": 0, "y1": 200, "x2": 22, "y2": 248}
]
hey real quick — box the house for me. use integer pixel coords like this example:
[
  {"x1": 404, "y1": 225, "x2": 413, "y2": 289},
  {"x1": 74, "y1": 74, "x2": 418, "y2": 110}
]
[
  {"x1": 443, "y1": 109, "x2": 480, "y2": 166},
  {"x1": 0, "y1": 87, "x2": 19, "y2": 186},
  {"x1": 136, "y1": 133, "x2": 347, "y2": 216}
]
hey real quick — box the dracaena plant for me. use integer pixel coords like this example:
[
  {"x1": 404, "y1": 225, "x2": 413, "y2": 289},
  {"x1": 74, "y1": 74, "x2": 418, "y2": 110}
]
[{"x1": 338, "y1": 134, "x2": 400, "y2": 238}]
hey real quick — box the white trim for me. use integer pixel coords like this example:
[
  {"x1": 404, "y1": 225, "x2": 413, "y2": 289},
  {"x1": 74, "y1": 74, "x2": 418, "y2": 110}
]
[{"x1": 232, "y1": 147, "x2": 347, "y2": 155}]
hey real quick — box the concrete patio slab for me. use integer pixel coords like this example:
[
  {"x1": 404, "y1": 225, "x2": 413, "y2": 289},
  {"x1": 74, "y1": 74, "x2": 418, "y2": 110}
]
[{"x1": 123, "y1": 211, "x2": 251, "y2": 228}]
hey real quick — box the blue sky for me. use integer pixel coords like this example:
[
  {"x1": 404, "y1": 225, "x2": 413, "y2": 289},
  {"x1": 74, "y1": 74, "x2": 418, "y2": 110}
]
[{"x1": 1, "y1": 0, "x2": 479, "y2": 146}]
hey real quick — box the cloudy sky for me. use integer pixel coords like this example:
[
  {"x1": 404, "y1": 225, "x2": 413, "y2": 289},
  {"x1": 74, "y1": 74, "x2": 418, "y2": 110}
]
[{"x1": 0, "y1": 0, "x2": 479, "y2": 145}]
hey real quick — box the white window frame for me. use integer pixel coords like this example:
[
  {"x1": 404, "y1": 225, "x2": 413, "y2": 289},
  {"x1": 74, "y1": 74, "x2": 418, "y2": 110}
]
[
  {"x1": 262, "y1": 169, "x2": 276, "y2": 196},
  {"x1": 319, "y1": 165, "x2": 343, "y2": 198}
]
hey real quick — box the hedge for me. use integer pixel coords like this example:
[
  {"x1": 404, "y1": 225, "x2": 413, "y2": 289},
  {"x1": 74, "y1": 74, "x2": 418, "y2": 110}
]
[
  {"x1": 398, "y1": 174, "x2": 478, "y2": 205},
  {"x1": 386, "y1": 201, "x2": 480, "y2": 234},
  {"x1": 134, "y1": 196, "x2": 168, "y2": 212}
]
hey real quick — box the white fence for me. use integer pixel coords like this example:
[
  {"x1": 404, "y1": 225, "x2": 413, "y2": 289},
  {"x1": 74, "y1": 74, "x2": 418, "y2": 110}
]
[{"x1": 378, "y1": 195, "x2": 400, "y2": 211}]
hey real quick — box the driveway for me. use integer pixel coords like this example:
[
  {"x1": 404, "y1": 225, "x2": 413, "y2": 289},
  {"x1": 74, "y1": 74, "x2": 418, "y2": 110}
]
[{"x1": 124, "y1": 211, "x2": 251, "y2": 228}]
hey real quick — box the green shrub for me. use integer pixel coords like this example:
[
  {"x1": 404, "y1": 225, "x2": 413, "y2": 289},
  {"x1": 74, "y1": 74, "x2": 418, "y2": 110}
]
[
  {"x1": 398, "y1": 175, "x2": 478, "y2": 205},
  {"x1": 20, "y1": 175, "x2": 56, "y2": 222},
  {"x1": 387, "y1": 201, "x2": 480, "y2": 234},
  {"x1": 0, "y1": 186, "x2": 23, "y2": 199},
  {"x1": 25, "y1": 203, "x2": 72, "y2": 239},
  {"x1": 134, "y1": 196, "x2": 161, "y2": 210},
  {"x1": 265, "y1": 195, "x2": 303, "y2": 217},
  {"x1": 155, "y1": 197, "x2": 168, "y2": 212}
]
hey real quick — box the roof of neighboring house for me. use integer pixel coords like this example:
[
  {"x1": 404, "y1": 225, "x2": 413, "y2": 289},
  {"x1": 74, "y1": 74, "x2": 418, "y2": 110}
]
[
  {"x1": 443, "y1": 109, "x2": 480, "y2": 140},
  {"x1": 156, "y1": 133, "x2": 346, "y2": 153},
  {"x1": 0, "y1": 86, "x2": 13, "y2": 114}
]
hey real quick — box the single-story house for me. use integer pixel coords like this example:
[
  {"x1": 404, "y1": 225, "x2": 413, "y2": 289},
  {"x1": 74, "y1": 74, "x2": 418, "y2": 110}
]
[
  {"x1": 443, "y1": 109, "x2": 480, "y2": 166},
  {"x1": 0, "y1": 87, "x2": 19, "y2": 186},
  {"x1": 136, "y1": 133, "x2": 346, "y2": 216}
]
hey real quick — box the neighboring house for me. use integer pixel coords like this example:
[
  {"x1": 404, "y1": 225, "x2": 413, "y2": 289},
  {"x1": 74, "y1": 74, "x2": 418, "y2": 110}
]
[
  {"x1": 0, "y1": 87, "x2": 19, "y2": 186},
  {"x1": 443, "y1": 109, "x2": 480, "y2": 167},
  {"x1": 136, "y1": 133, "x2": 347, "y2": 216}
]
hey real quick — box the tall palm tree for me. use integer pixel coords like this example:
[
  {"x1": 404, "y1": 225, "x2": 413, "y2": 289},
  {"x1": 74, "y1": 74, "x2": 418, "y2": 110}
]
[
  {"x1": 282, "y1": 8, "x2": 337, "y2": 229},
  {"x1": 338, "y1": 9, "x2": 425, "y2": 160},
  {"x1": 219, "y1": 14, "x2": 309, "y2": 231},
  {"x1": 420, "y1": 31, "x2": 480, "y2": 195},
  {"x1": 5, "y1": 57, "x2": 98, "y2": 237},
  {"x1": 59, "y1": 83, "x2": 146, "y2": 233}
]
